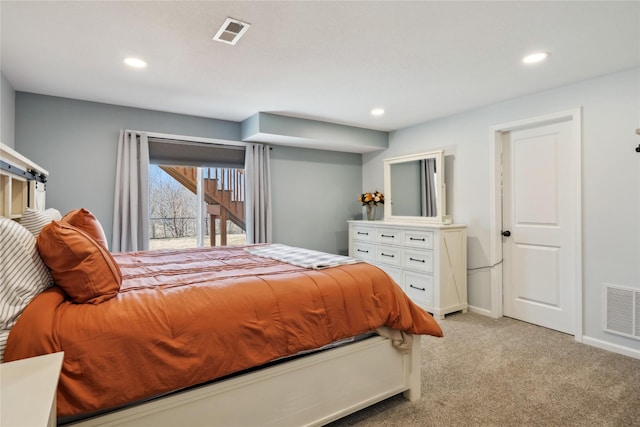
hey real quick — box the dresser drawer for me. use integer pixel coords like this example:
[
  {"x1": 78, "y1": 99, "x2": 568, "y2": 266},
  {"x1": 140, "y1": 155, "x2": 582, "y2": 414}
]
[
  {"x1": 351, "y1": 225, "x2": 375, "y2": 242},
  {"x1": 402, "y1": 249, "x2": 433, "y2": 273},
  {"x1": 376, "y1": 228, "x2": 402, "y2": 245},
  {"x1": 351, "y1": 241, "x2": 375, "y2": 261},
  {"x1": 377, "y1": 264, "x2": 402, "y2": 286},
  {"x1": 404, "y1": 271, "x2": 434, "y2": 308},
  {"x1": 376, "y1": 245, "x2": 402, "y2": 267},
  {"x1": 403, "y1": 230, "x2": 433, "y2": 249}
]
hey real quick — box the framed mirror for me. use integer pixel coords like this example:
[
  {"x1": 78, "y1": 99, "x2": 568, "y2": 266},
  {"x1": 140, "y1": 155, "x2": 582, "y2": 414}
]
[{"x1": 383, "y1": 150, "x2": 450, "y2": 224}]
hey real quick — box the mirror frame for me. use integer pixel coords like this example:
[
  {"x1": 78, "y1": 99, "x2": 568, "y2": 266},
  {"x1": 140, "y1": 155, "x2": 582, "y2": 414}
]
[{"x1": 383, "y1": 150, "x2": 449, "y2": 224}]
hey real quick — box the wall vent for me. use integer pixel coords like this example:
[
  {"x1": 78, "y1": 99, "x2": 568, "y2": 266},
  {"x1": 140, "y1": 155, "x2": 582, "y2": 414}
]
[
  {"x1": 213, "y1": 17, "x2": 251, "y2": 45},
  {"x1": 604, "y1": 283, "x2": 640, "y2": 340}
]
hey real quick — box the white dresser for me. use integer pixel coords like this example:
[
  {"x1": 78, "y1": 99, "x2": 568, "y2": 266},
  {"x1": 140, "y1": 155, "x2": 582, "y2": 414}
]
[{"x1": 348, "y1": 220, "x2": 467, "y2": 319}]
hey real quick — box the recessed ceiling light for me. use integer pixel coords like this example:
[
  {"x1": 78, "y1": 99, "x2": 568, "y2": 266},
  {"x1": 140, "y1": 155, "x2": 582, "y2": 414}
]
[
  {"x1": 522, "y1": 52, "x2": 549, "y2": 64},
  {"x1": 371, "y1": 108, "x2": 385, "y2": 116},
  {"x1": 124, "y1": 57, "x2": 148, "y2": 68}
]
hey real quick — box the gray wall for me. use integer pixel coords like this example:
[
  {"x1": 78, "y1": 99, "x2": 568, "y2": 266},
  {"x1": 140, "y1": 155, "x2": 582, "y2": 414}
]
[
  {"x1": 15, "y1": 93, "x2": 239, "y2": 243},
  {"x1": 14, "y1": 92, "x2": 362, "y2": 254},
  {"x1": 270, "y1": 146, "x2": 362, "y2": 255},
  {"x1": 0, "y1": 71, "x2": 15, "y2": 147},
  {"x1": 363, "y1": 67, "x2": 640, "y2": 353},
  {"x1": 242, "y1": 112, "x2": 388, "y2": 153}
]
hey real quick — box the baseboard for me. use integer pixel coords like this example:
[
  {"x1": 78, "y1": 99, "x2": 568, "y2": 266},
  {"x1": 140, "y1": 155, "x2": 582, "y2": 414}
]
[
  {"x1": 467, "y1": 305, "x2": 495, "y2": 318},
  {"x1": 582, "y1": 336, "x2": 640, "y2": 360},
  {"x1": 462, "y1": 307, "x2": 640, "y2": 360}
]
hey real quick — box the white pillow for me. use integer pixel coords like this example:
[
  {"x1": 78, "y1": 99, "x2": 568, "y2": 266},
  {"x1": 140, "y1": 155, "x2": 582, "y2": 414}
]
[
  {"x1": 0, "y1": 330, "x2": 9, "y2": 362},
  {"x1": 20, "y1": 207, "x2": 62, "y2": 236},
  {"x1": 0, "y1": 218, "x2": 54, "y2": 360}
]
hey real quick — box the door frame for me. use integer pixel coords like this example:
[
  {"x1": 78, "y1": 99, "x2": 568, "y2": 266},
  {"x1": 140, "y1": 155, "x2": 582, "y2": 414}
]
[{"x1": 488, "y1": 108, "x2": 583, "y2": 341}]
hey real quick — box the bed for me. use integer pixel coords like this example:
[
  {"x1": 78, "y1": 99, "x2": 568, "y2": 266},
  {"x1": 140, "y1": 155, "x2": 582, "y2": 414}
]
[
  {"x1": 0, "y1": 143, "x2": 443, "y2": 426},
  {"x1": 0, "y1": 135, "x2": 442, "y2": 427}
]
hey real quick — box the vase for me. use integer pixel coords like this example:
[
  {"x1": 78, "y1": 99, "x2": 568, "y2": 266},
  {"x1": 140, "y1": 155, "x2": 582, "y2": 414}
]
[{"x1": 366, "y1": 204, "x2": 376, "y2": 221}]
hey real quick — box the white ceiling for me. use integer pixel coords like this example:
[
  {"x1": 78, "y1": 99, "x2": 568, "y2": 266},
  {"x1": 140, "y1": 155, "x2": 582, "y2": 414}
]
[{"x1": 1, "y1": 1, "x2": 639, "y2": 132}]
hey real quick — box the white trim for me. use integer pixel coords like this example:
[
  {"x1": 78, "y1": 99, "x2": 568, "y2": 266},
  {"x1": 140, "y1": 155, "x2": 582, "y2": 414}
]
[
  {"x1": 467, "y1": 305, "x2": 494, "y2": 318},
  {"x1": 488, "y1": 129, "x2": 503, "y2": 318},
  {"x1": 572, "y1": 109, "x2": 584, "y2": 342},
  {"x1": 489, "y1": 108, "x2": 583, "y2": 341},
  {"x1": 582, "y1": 336, "x2": 640, "y2": 360},
  {"x1": 125, "y1": 130, "x2": 250, "y2": 148}
]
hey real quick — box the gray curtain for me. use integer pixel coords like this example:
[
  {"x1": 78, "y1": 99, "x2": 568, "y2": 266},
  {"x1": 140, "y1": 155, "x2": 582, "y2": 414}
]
[
  {"x1": 112, "y1": 130, "x2": 150, "y2": 252},
  {"x1": 244, "y1": 143, "x2": 272, "y2": 244},
  {"x1": 420, "y1": 158, "x2": 438, "y2": 217}
]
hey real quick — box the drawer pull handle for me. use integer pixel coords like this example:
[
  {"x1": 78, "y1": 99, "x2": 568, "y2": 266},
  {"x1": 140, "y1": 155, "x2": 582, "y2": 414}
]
[
  {"x1": 409, "y1": 257, "x2": 425, "y2": 263},
  {"x1": 357, "y1": 249, "x2": 369, "y2": 253},
  {"x1": 357, "y1": 232, "x2": 369, "y2": 235},
  {"x1": 409, "y1": 284, "x2": 426, "y2": 291},
  {"x1": 381, "y1": 253, "x2": 395, "y2": 258},
  {"x1": 410, "y1": 237, "x2": 426, "y2": 242},
  {"x1": 381, "y1": 234, "x2": 395, "y2": 238}
]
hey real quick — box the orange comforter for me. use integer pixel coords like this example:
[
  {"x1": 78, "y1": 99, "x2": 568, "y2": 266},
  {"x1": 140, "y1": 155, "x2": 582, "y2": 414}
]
[{"x1": 5, "y1": 246, "x2": 442, "y2": 417}]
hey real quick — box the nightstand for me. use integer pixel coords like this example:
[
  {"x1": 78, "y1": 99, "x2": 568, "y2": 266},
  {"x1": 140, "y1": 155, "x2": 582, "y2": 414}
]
[{"x1": 1, "y1": 352, "x2": 63, "y2": 427}]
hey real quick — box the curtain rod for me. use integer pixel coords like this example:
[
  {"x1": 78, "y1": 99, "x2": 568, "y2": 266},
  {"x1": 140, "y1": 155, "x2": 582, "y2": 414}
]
[{"x1": 125, "y1": 130, "x2": 252, "y2": 148}]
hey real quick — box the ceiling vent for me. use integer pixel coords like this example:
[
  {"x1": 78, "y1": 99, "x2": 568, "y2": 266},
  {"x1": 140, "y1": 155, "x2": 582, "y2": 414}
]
[{"x1": 213, "y1": 17, "x2": 251, "y2": 45}]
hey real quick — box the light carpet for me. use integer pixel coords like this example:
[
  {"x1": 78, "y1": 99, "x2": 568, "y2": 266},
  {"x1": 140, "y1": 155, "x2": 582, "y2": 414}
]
[{"x1": 328, "y1": 312, "x2": 640, "y2": 426}]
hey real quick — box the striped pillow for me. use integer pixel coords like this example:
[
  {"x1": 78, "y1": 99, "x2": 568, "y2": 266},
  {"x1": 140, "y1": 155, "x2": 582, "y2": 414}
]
[
  {"x1": 0, "y1": 218, "x2": 54, "y2": 360},
  {"x1": 0, "y1": 330, "x2": 8, "y2": 362},
  {"x1": 20, "y1": 207, "x2": 62, "y2": 236}
]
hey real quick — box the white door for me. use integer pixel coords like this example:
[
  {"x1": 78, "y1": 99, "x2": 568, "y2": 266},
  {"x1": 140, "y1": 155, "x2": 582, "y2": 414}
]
[{"x1": 502, "y1": 120, "x2": 577, "y2": 334}]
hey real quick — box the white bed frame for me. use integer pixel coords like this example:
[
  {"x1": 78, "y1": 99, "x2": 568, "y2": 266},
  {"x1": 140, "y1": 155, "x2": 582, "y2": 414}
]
[
  {"x1": 66, "y1": 335, "x2": 421, "y2": 427},
  {"x1": 0, "y1": 142, "x2": 48, "y2": 218}
]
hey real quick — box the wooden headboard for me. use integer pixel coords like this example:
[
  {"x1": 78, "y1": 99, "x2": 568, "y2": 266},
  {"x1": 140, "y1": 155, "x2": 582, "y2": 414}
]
[{"x1": 0, "y1": 142, "x2": 49, "y2": 220}]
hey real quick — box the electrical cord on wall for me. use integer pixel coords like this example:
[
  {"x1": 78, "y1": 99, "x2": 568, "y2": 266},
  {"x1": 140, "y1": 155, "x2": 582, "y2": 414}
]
[{"x1": 467, "y1": 258, "x2": 503, "y2": 272}]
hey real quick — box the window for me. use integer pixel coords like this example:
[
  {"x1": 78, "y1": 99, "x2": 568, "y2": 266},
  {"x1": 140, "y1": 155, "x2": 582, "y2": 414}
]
[{"x1": 147, "y1": 139, "x2": 246, "y2": 250}]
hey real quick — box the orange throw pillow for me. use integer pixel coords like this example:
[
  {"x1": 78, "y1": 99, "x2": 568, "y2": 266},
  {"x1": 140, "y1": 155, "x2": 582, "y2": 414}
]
[
  {"x1": 62, "y1": 208, "x2": 109, "y2": 250},
  {"x1": 37, "y1": 221, "x2": 121, "y2": 304}
]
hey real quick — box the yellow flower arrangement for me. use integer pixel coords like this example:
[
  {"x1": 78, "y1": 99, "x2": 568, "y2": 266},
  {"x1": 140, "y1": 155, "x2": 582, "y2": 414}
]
[{"x1": 358, "y1": 191, "x2": 384, "y2": 206}]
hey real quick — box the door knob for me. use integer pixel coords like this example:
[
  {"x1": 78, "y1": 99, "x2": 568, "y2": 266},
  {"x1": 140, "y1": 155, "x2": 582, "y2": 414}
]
[{"x1": 502, "y1": 230, "x2": 511, "y2": 237}]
